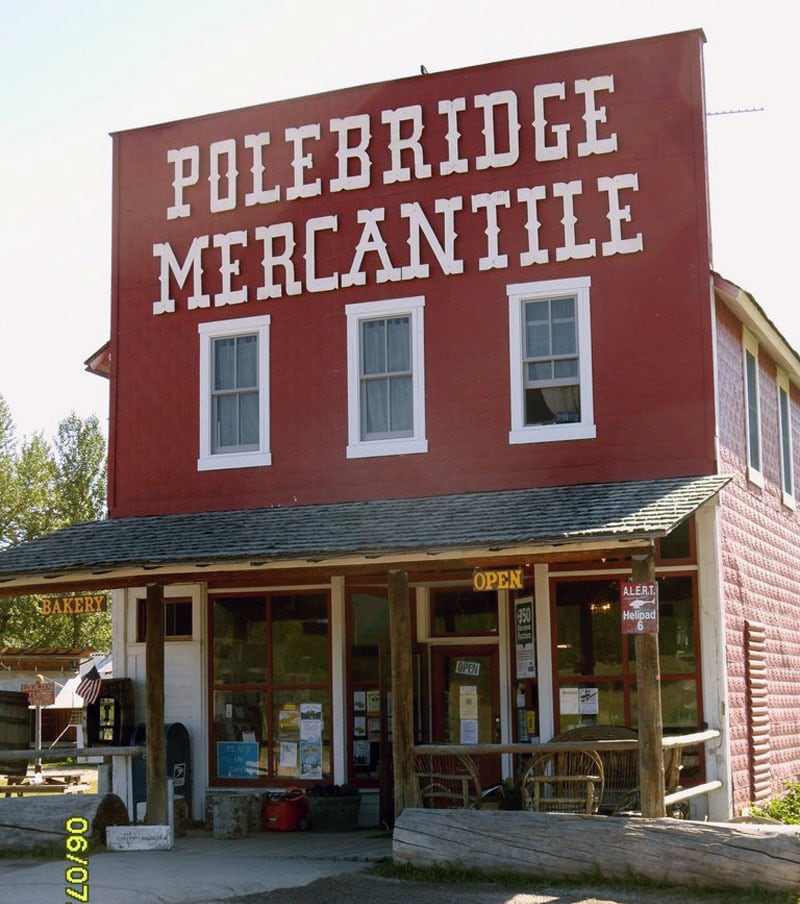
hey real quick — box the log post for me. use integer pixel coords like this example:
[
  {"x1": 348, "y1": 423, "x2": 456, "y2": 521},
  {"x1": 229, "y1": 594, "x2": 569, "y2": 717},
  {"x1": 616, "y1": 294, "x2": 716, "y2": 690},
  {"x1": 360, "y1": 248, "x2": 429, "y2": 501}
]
[
  {"x1": 388, "y1": 570, "x2": 415, "y2": 819},
  {"x1": 145, "y1": 583, "x2": 167, "y2": 825},
  {"x1": 632, "y1": 553, "x2": 665, "y2": 818}
]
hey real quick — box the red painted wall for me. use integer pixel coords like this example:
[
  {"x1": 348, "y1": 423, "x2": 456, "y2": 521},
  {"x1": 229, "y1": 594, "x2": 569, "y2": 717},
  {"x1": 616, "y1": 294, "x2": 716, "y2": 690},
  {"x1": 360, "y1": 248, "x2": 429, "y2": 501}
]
[{"x1": 108, "y1": 30, "x2": 716, "y2": 517}]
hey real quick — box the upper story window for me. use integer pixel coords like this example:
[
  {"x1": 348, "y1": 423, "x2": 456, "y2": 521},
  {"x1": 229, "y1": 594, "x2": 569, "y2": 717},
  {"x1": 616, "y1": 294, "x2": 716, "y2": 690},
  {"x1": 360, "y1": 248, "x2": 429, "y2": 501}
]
[
  {"x1": 198, "y1": 315, "x2": 271, "y2": 471},
  {"x1": 136, "y1": 597, "x2": 194, "y2": 641},
  {"x1": 742, "y1": 330, "x2": 763, "y2": 486},
  {"x1": 507, "y1": 276, "x2": 595, "y2": 444},
  {"x1": 777, "y1": 370, "x2": 795, "y2": 507},
  {"x1": 346, "y1": 296, "x2": 427, "y2": 459}
]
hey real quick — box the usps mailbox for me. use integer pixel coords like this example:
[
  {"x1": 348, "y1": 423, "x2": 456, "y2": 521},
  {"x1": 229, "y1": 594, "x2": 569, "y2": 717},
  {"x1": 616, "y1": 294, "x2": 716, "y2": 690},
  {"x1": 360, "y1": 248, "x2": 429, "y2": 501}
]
[{"x1": 130, "y1": 722, "x2": 192, "y2": 822}]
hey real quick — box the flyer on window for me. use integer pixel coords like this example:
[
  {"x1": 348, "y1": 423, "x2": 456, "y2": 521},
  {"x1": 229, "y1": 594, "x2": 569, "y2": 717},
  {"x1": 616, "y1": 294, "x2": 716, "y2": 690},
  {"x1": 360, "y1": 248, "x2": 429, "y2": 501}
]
[
  {"x1": 300, "y1": 702, "x2": 323, "y2": 741},
  {"x1": 299, "y1": 740, "x2": 322, "y2": 778},
  {"x1": 279, "y1": 741, "x2": 298, "y2": 770}
]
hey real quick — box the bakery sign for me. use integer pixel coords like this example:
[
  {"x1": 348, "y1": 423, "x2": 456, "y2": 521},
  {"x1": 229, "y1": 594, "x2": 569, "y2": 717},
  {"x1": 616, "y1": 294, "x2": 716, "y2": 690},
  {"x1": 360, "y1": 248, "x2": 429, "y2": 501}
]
[
  {"x1": 39, "y1": 595, "x2": 107, "y2": 616},
  {"x1": 620, "y1": 581, "x2": 658, "y2": 635}
]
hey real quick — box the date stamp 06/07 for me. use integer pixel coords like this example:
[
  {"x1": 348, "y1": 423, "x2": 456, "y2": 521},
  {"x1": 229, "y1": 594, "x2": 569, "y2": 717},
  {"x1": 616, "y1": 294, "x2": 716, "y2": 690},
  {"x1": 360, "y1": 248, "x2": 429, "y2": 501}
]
[{"x1": 64, "y1": 816, "x2": 90, "y2": 902}]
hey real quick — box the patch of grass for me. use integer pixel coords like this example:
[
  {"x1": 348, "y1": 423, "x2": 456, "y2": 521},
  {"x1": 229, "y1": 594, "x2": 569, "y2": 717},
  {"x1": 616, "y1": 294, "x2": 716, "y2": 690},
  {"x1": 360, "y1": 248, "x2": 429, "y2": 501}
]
[{"x1": 370, "y1": 860, "x2": 799, "y2": 903}]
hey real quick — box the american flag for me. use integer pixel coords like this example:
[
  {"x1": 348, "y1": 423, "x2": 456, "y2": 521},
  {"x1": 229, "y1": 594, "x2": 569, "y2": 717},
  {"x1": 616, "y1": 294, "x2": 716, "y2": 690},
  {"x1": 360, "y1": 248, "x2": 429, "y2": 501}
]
[{"x1": 77, "y1": 666, "x2": 103, "y2": 706}]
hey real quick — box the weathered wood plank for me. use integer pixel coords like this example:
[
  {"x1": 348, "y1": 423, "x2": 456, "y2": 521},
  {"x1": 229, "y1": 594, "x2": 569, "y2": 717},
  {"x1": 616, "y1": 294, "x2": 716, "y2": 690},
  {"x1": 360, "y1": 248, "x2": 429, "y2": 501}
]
[
  {"x1": 0, "y1": 793, "x2": 130, "y2": 851},
  {"x1": 393, "y1": 808, "x2": 800, "y2": 893}
]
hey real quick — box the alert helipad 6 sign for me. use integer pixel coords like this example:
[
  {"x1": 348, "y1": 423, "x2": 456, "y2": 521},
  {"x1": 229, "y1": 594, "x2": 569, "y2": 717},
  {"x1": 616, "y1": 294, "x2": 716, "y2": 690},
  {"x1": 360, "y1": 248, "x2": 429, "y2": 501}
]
[{"x1": 620, "y1": 581, "x2": 659, "y2": 634}]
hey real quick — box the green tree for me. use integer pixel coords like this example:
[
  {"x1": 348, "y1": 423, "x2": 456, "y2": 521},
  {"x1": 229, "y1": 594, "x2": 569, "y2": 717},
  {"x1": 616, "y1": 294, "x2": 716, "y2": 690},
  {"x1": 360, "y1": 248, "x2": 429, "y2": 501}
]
[
  {"x1": 54, "y1": 412, "x2": 107, "y2": 525},
  {"x1": 0, "y1": 397, "x2": 111, "y2": 651}
]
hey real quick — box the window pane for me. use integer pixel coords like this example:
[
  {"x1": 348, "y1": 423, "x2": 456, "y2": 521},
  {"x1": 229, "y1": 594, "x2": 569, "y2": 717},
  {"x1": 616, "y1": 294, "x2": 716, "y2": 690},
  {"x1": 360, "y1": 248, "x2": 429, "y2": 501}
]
[
  {"x1": 551, "y1": 297, "x2": 575, "y2": 322},
  {"x1": 528, "y1": 362, "x2": 553, "y2": 383},
  {"x1": 212, "y1": 597, "x2": 267, "y2": 684},
  {"x1": 431, "y1": 589, "x2": 498, "y2": 636},
  {"x1": 363, "y1": 379, "x2": 388, "y2": 436},
  {"x1": 351, "y1": 593, "x2": 389, "y2": 683},
  {"x1": 213, "y1": 689, "x2": 268, "y2": 779},
  {"x1": 387, "y1": 317, "x2": 410, "y2": 372},
  {"x1": 273, "y1": 690, "x2": 331, "y2": 779},
  {"x1": 214, "y1": 395, "x2": 238, "y2": 451},
  {"x1": 631, "y1": 680, "x2": 698, "y2": 732},
  {"x1": 552, "y1": 319, "x2": 576, "y2": 357},
  {"x1": 271, "y1": 594, "x2": 329, "y2": 685},
  {"x1": 361, "y1": 320, "x2": 386, "y2": 375},
  {"x1": 553, "y1": 359, "x2": 578, "y2": 380},
  {"x1": 389, "y1": 376, "x2": 413, "y2": 432},
  {"x1": 526, "y1": 386, "x2": 580, "y2": 425},
  {"x1": 746, "y1": 351, "x2": 760, "y2": 470},
  {"x1": 525, "y1": 302, "x2": 550, "y2": 358},
  {"x1": 239, "y1": 392, "x2": 259, "y2": 447},
  {"x1": 236, "y1": 335, "x2": 258, "y2": 389},
  {"x1": 780, "y1": 387, "x2": 793, "y2": 493},
  {"x1": 555, "y1": 580, "x2": 622, "y2": 677},
  {"x1": 213, "y1": 338, "x2": 236, "y2": 391},
  {"x1": 557, "y1": 681, "x2": 626, "y2": 732},
  {"x1": 659, "y1": 519, "x2": 691, "y2": 560}
]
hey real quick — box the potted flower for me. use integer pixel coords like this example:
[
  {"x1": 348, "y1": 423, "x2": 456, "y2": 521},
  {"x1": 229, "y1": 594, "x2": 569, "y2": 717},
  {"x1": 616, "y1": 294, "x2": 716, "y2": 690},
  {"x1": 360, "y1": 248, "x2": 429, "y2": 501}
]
[{"x1": 305, "y1": 783, "x2": 361, "y2": 832}]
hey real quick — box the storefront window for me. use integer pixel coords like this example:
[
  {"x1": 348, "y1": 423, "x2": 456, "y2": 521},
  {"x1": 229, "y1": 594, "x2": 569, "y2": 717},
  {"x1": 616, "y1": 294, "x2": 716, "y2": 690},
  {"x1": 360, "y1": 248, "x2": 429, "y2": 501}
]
[
  {"x1": 553, "y1": 576, "x2": 701, "y2": 736},
  {"x1": 431, "y1": 589, "x2": 498, "y2": 636},
  {"x1": 209, "y1": 592, "x2": 330, "y2": 783}
]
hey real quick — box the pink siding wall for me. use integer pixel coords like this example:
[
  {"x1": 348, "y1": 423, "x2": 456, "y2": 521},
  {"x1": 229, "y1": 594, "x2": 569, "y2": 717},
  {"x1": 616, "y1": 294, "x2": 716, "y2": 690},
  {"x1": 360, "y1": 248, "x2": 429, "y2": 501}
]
[{"x1": 716, "y1": 301, "x2": 800, "y2": 812}]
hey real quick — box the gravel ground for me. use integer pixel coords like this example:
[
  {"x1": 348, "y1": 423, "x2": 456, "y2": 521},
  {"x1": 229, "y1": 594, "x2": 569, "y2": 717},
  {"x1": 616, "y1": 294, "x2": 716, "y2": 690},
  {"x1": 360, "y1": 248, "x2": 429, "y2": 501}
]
[{"x1": 199, "y1": 870, "x2": 766, "y2": 904}]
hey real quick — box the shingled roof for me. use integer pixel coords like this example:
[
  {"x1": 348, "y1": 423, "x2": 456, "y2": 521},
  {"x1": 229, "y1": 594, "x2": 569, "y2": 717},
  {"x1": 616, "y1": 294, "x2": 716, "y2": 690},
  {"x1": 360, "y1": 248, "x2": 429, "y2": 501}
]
[{"x1": 0, "y1": 475, "x2": 729, "y2": 589}]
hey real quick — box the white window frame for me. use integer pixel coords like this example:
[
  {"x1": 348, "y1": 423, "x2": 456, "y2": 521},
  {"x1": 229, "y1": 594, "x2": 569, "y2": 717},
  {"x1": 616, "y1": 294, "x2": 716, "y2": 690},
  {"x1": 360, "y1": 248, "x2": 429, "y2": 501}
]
[
  {"x1": 743, "y1": 329, "x2": 763, "y2": 487},
  {"x1": 198, "y1": 315, "x2": 271, "y2": 471},
  {"x1": 346, "y1": 296, "x2": 428, "y2": 459},
  {"x1": 777, "y1": 369, "x2": 795, "y2": 508},
  {"x1": 507, "y1": 276, "x2": 596, "y2": 444}
]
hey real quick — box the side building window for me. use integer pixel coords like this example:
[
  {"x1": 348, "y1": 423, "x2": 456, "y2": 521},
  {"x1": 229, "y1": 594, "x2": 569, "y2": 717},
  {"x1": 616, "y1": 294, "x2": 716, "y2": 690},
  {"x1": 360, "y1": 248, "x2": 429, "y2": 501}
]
[
  {"x1": 346, "y1": 296, "x2": 428, "y2": 459},
  {"x1": 198, "y1": 315, "x2": 271, "y2": 471},
  {"x1": 743, "y1": 330, "x2": 763, "y2": 486},
  {"x1": 507, "y1": 276, "x2": 595, "y2": 444},
  {"x1": 777, "y1": 370, "x2": 795, "y2": 507}
]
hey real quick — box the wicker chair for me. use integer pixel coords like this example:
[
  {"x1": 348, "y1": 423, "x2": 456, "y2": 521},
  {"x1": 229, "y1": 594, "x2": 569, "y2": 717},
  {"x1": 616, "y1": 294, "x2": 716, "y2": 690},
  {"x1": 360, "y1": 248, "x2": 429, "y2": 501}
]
[
  {"x1": 521, "y1": 747, "x2": 604, "y2": 814},
  {"x1": 551, "y1": 726, "x2": 638, "y2": 815},
  {"x1": 413, "y1": 753, "x2": 482, "y2": 809}
]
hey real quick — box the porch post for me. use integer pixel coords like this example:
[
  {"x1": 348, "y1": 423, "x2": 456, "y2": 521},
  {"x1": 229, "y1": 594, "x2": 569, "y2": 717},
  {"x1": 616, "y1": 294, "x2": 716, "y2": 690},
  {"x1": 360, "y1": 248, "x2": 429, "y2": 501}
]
[
  {"x1": 388, "y1": 570, "x2": 415, "y2": 818},
  {"x1": 145, "y1": 583, "x2": 167, "y2": 825},
  {"x1": 632, "y1": 553, "x2": 666, "y2": 818}
]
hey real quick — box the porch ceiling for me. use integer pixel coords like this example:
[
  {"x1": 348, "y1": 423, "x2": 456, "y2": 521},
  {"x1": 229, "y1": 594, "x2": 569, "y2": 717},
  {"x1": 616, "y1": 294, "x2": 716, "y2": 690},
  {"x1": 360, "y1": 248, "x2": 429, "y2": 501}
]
[{"x1": 0, "y1": 474, "x2": 730, "y2": 594}]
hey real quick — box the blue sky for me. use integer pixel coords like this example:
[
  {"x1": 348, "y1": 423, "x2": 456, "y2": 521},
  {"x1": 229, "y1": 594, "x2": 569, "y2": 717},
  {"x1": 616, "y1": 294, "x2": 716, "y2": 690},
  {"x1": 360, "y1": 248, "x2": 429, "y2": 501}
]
[{"x1": 0, "y1": 0, "x2": 796, "y2": 439}]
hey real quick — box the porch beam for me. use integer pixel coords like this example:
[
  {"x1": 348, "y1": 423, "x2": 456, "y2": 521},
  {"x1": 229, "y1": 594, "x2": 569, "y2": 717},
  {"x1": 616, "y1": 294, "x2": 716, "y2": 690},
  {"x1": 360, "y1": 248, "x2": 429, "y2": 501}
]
[
  {"x1": 388, "y1": 570, "x2": 415, "y2": 818},
  {"x1": 632, "y1": 553, "x2": 665, "y2": 818},
  {"x1": 145, "y1": 582, "x2": 167, "y2": 825}
]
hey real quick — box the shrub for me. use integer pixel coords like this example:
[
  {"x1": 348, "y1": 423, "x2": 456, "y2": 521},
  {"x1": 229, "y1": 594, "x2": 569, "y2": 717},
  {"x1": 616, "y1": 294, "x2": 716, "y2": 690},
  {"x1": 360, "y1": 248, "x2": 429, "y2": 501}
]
[{"x1": 751, "y1": 780, "x2": 800, "y2": 824}]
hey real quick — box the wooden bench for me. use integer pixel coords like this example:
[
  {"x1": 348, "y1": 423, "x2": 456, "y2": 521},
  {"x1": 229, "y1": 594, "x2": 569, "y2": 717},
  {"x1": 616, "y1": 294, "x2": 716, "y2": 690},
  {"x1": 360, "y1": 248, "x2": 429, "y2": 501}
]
[{"x1": 2, "y1": 783, "x2": 69, "y2": 797}]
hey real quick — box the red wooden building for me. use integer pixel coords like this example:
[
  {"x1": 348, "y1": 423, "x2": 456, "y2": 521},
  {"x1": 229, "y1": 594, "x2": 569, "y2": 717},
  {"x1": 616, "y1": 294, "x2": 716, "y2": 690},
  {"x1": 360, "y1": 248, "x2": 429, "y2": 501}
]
[{"x1": 1, "y1": 29, "x2": 798, "y2": 824}]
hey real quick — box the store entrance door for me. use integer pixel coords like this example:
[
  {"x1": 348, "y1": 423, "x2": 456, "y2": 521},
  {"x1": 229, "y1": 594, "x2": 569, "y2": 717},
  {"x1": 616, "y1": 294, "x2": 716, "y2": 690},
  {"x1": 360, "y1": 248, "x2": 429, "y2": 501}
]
[{"x1": 430, "y1": 646, "x2": 501, "y2": 790}]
